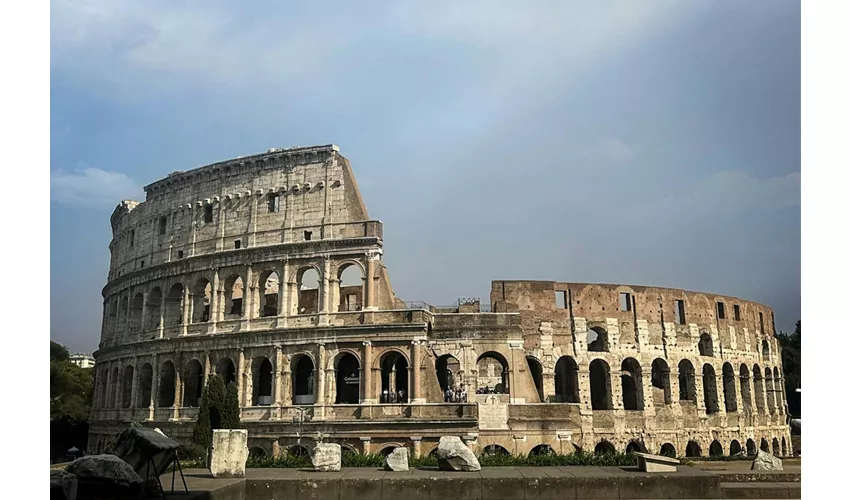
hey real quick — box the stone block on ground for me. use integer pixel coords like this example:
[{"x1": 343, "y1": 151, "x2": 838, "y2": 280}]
[
  {"x1": 209, "y1": 429, "x2": 248, "y2": 478},
  {"x1": 436, "y1": 436, "x2": 481, "y2": 472},
  {"x1": 64, "y1": 454, "x2": 143, "y2": 500},
  {"x1": 50, "y1": 469, "x2": 78, "y2": 500},
  {"x1": 311, "y1": 443, "x2": 342, "y2": 472},
  {"x1": 751, "y1": 449, "x2": 783, "y2": 471},
  {"x1": 383, "y1": 447, "x2": 409, "y2": 471},
  {"x1": 633, "y1": 451, "x2": 679, "y2": 473}
]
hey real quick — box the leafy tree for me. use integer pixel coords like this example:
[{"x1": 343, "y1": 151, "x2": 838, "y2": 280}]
[
  {"x1": 50, "y1": 340, "x2": 93, "y2": 459},
  {"x1": 191, "y1": 375, "x2": 242, "y2": 450},
  {"x1": 51, "y1": 340, "x2": 70, "y2": 362},
  {"x1": 223, "y1": 381, "x2": 242, "y2": 429},
  {"x1": 776, "y1": 320, "x2": 800, "y2": 416}
]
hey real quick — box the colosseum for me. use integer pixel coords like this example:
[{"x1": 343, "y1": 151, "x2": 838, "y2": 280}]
[{"x1": 89, "y1": 144, "x2": 792, "y2": 460}]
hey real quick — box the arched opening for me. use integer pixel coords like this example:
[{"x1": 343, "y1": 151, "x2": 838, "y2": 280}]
[
  {"x1": 292, "y1": 355, "x2": 316, "y2": 404},
  {"x1": 589, "y1": 359, "x2": 613, "y2": 410},
  {"x1": 625, "y1": 441, "x2": 647, "y2": 454},
  {"x1": 651, "y1": 359, "x2": 672, "y2": 405},
  {"x1": 118, "y1": 297, "x2": 129, "y2": 335},
  {"x1": 223, "y1": 275, "x2": 244, "y2": 318},
  {"x1": 338, "y1": 264, "x2": 364, "y2": 312},
  {"x1": 773, "y1": 367, "x2": 783, "y2": 411},
  {"x1": 555, "y1": 356, "x2": 580, "y2": 403},
  {"x1": 722, "y1": 363, "x2": 737, "y2": 412},
  {"x1": 678, "y1": 360, "x2": 696, "y2": 402},
  {"x1": 379, "y1": 446, "x2": 397, "y2": 457},
  {"x1": 251, "y1": 357, "x2": 273, "y2": 406},
  {"x1": 685, "y1": 441, "x2": 702, "y2": 457},
  {"x1": 121, "y1": 365, "x2": 134, "y2": 408},
  {"x1": 436, "y1": 354, "x2": 460, "y2": 393},
  {"x1": 249, "y1": 447, "x2": 267, "y2": 459},
  {"x1": 698, "y1": 333, "x2": 714, "y2": 357},
  {"x1": 526, "y1": 357, "x2": 544, "y2": 401},
  {"x1": 335, "y1": 353, "x2": 360, "y2": 404},
  {"x1": 781, "y1": 437, "x2": 787, "y2": 457},
  {"x1": 159, "y1": 361, "x2": 176, "y2": 407},
  {"x1": 130, "y1": 293, "x2": 144, "y2": 332},
  {"x1": 753, "y1": 365, "x2": 765, "y2": 413},
  {"x1": 730, "y1": 440, "x2": 742, "y2": 456},
  {"x1": 702, "y1": 364, "x2": 720, "y2": 414},
  {"x1": 191, "y1": 278, "x2": 211, "y2": 323},
  {"x1": 107, "y1": 300, "x2": 118, "y2": 338},
  {"x1": 183, "y1": 359, "x2": 204, "y2": 407},
  {"x1": 476, "y1": 352, "x2": 509, "y2": 394},
  {"x1": 746, "y1": 439, "x2": 757, "y2": 456},
  {"x1": 380, "y1": 351, "x2": 409, "y2": 402},
  {"x1": 137, "y1": 363, "x2": 153, "y2": 408},
  {"x1": 761, "y1": 339, "x2": 770, "y2": 359},
  {"x1": 659, "y1": 443, "x2": 676, "y2": 458},
  {"x1": 110, "y1": 366, "x2": 119, "y2": 408},
  {"x1": 709, "y1": 440, "x2": 723, "y2": 457},
  {"x1": 739, "y1": 365, "x2": 752, "y2": 411},
  {"x1": 621, "y1": 358, "x2": 644, "y2": 410},
  {"x1": 765, "y1": 368, "x2": 776, "y2": 413},
  {"x1": 164, "y1": 284, "x2": 184, "y2": 326},
  {"x1": 289, "y1": 445, "x2": 309, "y2": 457},
  {"x1": 259, "y1": 270, "x2": 280, "y2": 317},
  {"x1": 215, "y1": 358, "x2": 236, "y2": 386},
  {"x1": 530, "y1": 444, "x2": 554, "y2": 456},
  {"x1": 594, "y1": 440, "x2": 616, "y2": 455},
  {"x1": 760, "y1": 438, "x2": 769, "y2": 453},
  {"x1": 587, "y1": 327, "x2": 608, "y2": 352},
  {"x1": 481, "y1": 444, "x2": 510, "y2": 457},
  {"x1": 297, "y1": 268, "x2": 320, "y2": 315},
  {"x1": 146, "y1": 288, "x2": 162, "y2": 331},
  {"x1": 772, "y1": 438, "x2": 780, "y2": 456}
]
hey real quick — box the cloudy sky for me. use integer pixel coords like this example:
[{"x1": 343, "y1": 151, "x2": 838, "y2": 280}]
[{"x1": 50, "y1": 0, "x2": 800, "y2": 354}]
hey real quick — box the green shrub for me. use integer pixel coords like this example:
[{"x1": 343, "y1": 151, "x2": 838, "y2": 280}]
[{"x1": 247, "y1": 454, "x2": 312, "y2": 469}]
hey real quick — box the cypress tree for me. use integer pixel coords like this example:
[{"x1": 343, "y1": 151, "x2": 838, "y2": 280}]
[
  {"x1": 192, "y1": 375, "x2": 226, "y2": 448},
  {"x1": 222, "y1": 381, "x2": 242, "y2": 429}
]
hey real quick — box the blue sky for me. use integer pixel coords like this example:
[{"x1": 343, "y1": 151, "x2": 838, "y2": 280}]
[{"x1": 50, "y1": 0, "x2": 800, "y2": 354}]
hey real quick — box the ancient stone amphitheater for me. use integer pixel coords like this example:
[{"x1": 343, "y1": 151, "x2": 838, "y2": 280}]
[{"x1": 89, "y1": 144, "x2": 792, "y2": 459}]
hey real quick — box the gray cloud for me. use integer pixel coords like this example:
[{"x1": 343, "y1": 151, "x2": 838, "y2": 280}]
[{"x1": 51, "y1": 167, "x2": 144, "y2": 208}]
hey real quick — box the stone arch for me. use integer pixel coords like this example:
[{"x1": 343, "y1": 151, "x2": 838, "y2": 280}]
[
  {"x1": 288, "y1": 445, "x2": 310, "y2": 457},
  {"x1": 781, "y1": 437, "x2": 787, "y2": 457},
  {"x1": 621, "y1": 358, "x2": 644, "y2": 411},
  {"x1": 730, "y1": 440, "x2": 742, "y2": 456},
  {"x1": 183, "y1": 359, "x2": 204, "y2": 407},
  {"x1": 722, "y1": 362, "x2": 737, "y2": 412},
  {"x1": 137, "y1": 363, "x2": 153, "y2": 408},
  {"x1": 249, "y1": 446, "x2": 267, "y2": 459},
  {"x1": 753, "y1": 365, "x2": 765, "y2": 413},
  {"x1": 709, "y1": 440, "x2": 723, "y2": 457},
  {"x1": 130, "y1": 293, "x2": 144, "y2": 332},
  {"x1": 107, "y1": 300, "x2": 118, "y2": 338},
  {"x1": 555, "y1": 356, "x2": 580, "y2": 403},
  {"x1": 164, "y1": 283, "x2": 185, "y2": 326},
  {"x1": 651, "y1": 358, "x2": 672, "y2": 405},
  {"x1": 698, "y1": 333, "x2": 714, "y2": 357},
  {"x1": 296, "y1": 267, "x2": 321, "y2": 315},
  {"x1": 380, "y1": 350, "x2": 410, "y2": 402},
  {"x1": 335, "y1": 352, "x2": 360, "y2": 404},
  {"x1": 530, "y1": 444, "x2": 554, "y2": 456},
  {"x1": 678, "y1": 359, "x2": 696, "y2": 402},
  {"x1": 773, "y1": 367, "x2": 783, "y2": 411},
  {"x1": 121, "y1": 365, "x2": 134, "y2": 408},
  {"x1": 481, "y1": 444, "x2": 510, "y2": 457},
  {"x1": 146, "y1": 287, "x2": 162, "y2": 330},
  {"x1": 589, "y1": 359, "x2": 613, "y2": 410},
  {"x1": 746, "y1": 439, "x2": 756, "y2": 456},
  {"x1": 337, "y1": 262, "x2": 365, "y2": 312},
  {"x1": 685, "y1": 440, "x2": 702, "y2": 457},
  {"x1": 772, "y1": 438, "x2": 780, "y2": 456},
  {"x1": 594, "y1": 440, "x2": 616, "y2": 455},
  {"x1": 292, "y1": 354, "x2": 316, "y2": 404},
  {"x1": 625, "y1": 440, "x2": 647, "y2": 454},
  {"x1": 223, "y1": 274, "x2": 244, "y2": 318},
  {"x1": 659, "y1": 443, "x2": 676, "y2": 458},
  {"x1": 191, "y1": 278, "x2": 212, "y2": 323},
  {"x1": 436, "y1": 354, "x2": 461, "y2": 393},
  {"x1": 760, "y1": 438, "x2": 769, "y2": 452},
  {"x1": 378, "y1": 445, "x2": 400, "y2": 457},
  {"x1": 587, "y1": 327, "x2": 608, "y2": 352},
  {"x1": 476, "y1": 351, "x2": 509, "y2": 394},
  {"x1": 215, "y1": 357, "x2": 236, "y2": 386},
  {"x1": 526, "y1": 356, "x2": 544, "y2": 401},
  {"x1": 739, "y1": 364, "x2": 752, "y2": 411},
  {"x1": 118, "y1": 296, "x2": 129, "y2": 336},
  {"x1": 761, "y1": 339, "x2": 770, "y2": 359},
  {"x1": 159, "y1": 360, "x2": 176, "y2": 407},
  {"x1": 765, "y1": 367, "x2": 776, "y2": 413},
  {"x1": 110, "y1": 366, "x2": 119, "y2": 408},
  {"x1": 258, "y1": 269, "x2": 280, "y2": 317},
  {"x1": 702, "y1": 363, "x2": 720, "y2": 413},
  {"x1": 251, "y1": 356, "x2": 273, "y2": 406}
]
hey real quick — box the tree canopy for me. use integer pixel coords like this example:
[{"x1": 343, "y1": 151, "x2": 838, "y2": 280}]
[
  {"x1": 776, "y1": 320, "x2": 800, "y2": 416},
  {"x1": 50, "y1": 340, "x2": 93, "y2": 459},
  {"x1": 192, "y1": 375, "x2": 242, "y2": 450}
]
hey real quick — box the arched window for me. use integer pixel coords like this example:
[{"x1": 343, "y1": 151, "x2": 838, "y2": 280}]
[
  {"x1": 191, "y1": 278, "x2": 211, "y2": 323},
  {"x1": 722, "y1": 363, "x2": 737, "y2": 412},
  {"x1": 753, "y1": 365, "x2": 765, "y2": 413},
  {"x1": 107, "y1": 300, "x2": 118, "y2": 338},
  {"x1": 555, "y1": 356, "x2": 580, "y2": 403},
  {"x1": 621, "y1": 358, "x2": 644, "y2": 411},
  {"x1": 746, "y1": 439, "x2": 756, "y2": 456},
  {"x1": 259, "y1": 270, "x2": 280, "y2": 317},
  {"x1": 159, "y1": 361, "x2": 176, "y2": 407},
  {"x1": 678, "y1": 360, "x2": 696, "y2": 402},
  {"x1": 249, "y1": 447, "x2": 267, "y2": 459},
  {"x1": 289, "y1": 445, "x2": 310, "y2": 457},
  {"x1": 761, "y1": 339, "x2": 770, "y2": 359},
  {"x1": 335, "y1": 353, "x2": 360, "y2": 404},
  {"x1": 476, "y1": 352, "x2": 509, "y2": 395},
  {"x1": 781, "y1": 437, "x2": 787, "y2": 457},
  {"x1": 381, "y1": 351, "x2": 410, "y2": 402},
  {"x1": 651, "y1": 359, "x2": 672, "y2": 405},
  {"x1": 130, "y1": 293, "x2": 144, "y2": 332},
  {"x1": 118, "y1": 297, "x2": 129, "y2": 336},
  {"x1": 685, "y1": 440, "x2": 702, "y2": 457},
  {"x1": 183, "y1": 359, "x2": 204, "y2": 407},
  {"x1": 765, "y1": 368, "x2": 776, "y2": 413},
  {"x1": 110, "y1": 366, "x2": 119, "y2": 408},
  {"x1": 730, "y1": 440, "x2": 742, "y2": 456},
  {"x1": 589, "y1": 359, "x2": 612, "y2": 410},
  {"x1": 739, "y1": 365, "x2": 752, "y2": 411},
  {"x1": 698, "y1": 333, "x2": 714, "y2": 357},
  {"x1": 137, "y1": 363, "x2": 153, "y2": 408},
  {"x1": 594, "y1": 440, "x2": 616, "y2": 455},
  {"x1": 252, "y1": 357, "x2": 273, "y2": 406},
  {"x1": 587, "y1": 327, "x2": 608, "y2": 352},
  {"x1": 772, "y1": 438, "x2": 780, "y2": 456},
  {"x1": 122, "y1": 365, "x2": 134, "y2": 408},
  {"x1": 436, "y1": 354, "x2": 460, "y2": 393},
  {"x1": 146, "y1": 288, "x2": 162, "y2": 331},
  {"x1": 338, "y1": 264, "x2": 364, "y2": 312},
  {"x1": 625, "y1": 441, "x2": 647, "y2": 454},
  {"x1": 216, "y1": 358, "x2": 236, "y2": 386},
  {"x1": 297, "y1": 268, "x2": 320, "y2": 315},
  {"x1": 530, "y1": 444, "x2": 554, "y2": 456},
  {"x1": 223, "y1": 275, "x2": 244, "y2": 317},
  {"x1": 659, "y1": 443, "x2": 676, "y2": 458},
  {"x1": 702, "y1": 364, "x2": 720, "y2": 414},
  {"x1": 709, "y1": 440, "x2": 723, "y2": 457},
  {"x1": 164, "y1": 283, "x2": 184, "y2": 326},
  {"x1": 292, "y1": 355, "x2": 315, "y2": 404},
  {"x1": 526, "y1": 357, "x2": 544, "y2": 402},
  {"x1": 481, "y1": 445, "x2": 510, "y2": 457},
  {"x1": 760, "y1": 438, "x2": 769, "y2": 452},
  {"x1": 773, "y1": 367, "x2": 783, "y2": 412}
]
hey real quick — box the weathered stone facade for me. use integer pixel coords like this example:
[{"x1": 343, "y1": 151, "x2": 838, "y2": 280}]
[{"x1": 89, "y1": 145, "x2": 792, "y2": 460}]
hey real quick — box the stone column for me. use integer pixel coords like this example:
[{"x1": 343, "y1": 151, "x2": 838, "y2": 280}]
[
  {"x1": 204, "y1": 351, "x2": 211, "y2": 385},
  {"x1": 244, "y1": 265, "x2": 254, "y2": 328},
  {"x1": 157, "y1": 299, "x2": 165, "y2": 339},
  {"x1": 361, "y1": 438, "x2": 372, "y2": 455},
  {"x1": 282, "y1": 362, "x2": 292, "y2": 406},
  {"x1": 364, "y1": 251, "x2": 378, "y2": 310},
  {"x1": 181, "y1": 287, "x2": 190, "y2": 336},
  {"x1": 319, "y1": 258, "x2": 331, "y2": 325},
  {"x1": 210, "y1": 269, "x2": 220, "y2": 332},
  {"x1": 238, "y1": 348, "x2": 246, "y2": 413},
  {"x1": 140, "y1": 292, "x2": 148, "y2": 333},
  {"x1": 173, "y1": 354, "x2": 182, "y2": 420},
  {"x1": 130, "y1": 358, "x2": 139, "y2": 410},
  {"x1": 411, "y1": 340, "x2": 422, "y2": 403},
  {"x1": 411, "y1": 437, "x2": 422, "y2": 458},
  {"x1": 316, "y1": 343, "x2": 326, "y2": 405},
  {"x1": 279, "y1": 260, "x2": 290, "y2": 322},
  {"x1": 274, "y1": 345, "x2": 284, "y2": 407},
  {"x1": 362, "y1": 341, "x2": 373, "y2": 402},
  {"x1": 150, "y1": 355, "x2": 159, "y2": 420}
]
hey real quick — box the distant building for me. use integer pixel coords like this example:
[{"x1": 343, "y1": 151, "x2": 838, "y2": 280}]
[{"x1": 69, "y1": 353, "x2": 95, "y2": 369}]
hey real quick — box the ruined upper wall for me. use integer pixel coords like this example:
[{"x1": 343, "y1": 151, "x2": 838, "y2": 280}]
[{"x1": 106, "y1": 145, "x2": 377, "y2": 280}]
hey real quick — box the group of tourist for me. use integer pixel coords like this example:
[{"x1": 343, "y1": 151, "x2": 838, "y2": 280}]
[
  {"x1": 380, "y1": 389, "x2": 407, "y2": 403},
  {"x1": 476, "y1": 384, "x2": 506, "y2": 395},
  {"x1": 444, "y1": 385, "x2": 469, "y2": 403}
]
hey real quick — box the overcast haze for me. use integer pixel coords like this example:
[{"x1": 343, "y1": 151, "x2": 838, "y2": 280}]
[{"x1": 50, "y1": 0, "x2": 801, "y2": 354}]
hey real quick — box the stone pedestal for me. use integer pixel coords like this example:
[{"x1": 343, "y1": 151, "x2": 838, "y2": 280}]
[
  {"x1": 209, "y1": 429, "x2": 248, "y2": 478},
  {"x1": 634, "y1": 452, "x2": 679, "y2": 473}
]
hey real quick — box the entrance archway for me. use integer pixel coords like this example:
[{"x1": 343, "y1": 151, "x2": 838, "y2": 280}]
[{"x1": 335, "y1": 353, "x2": 361, "y2": 404}]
